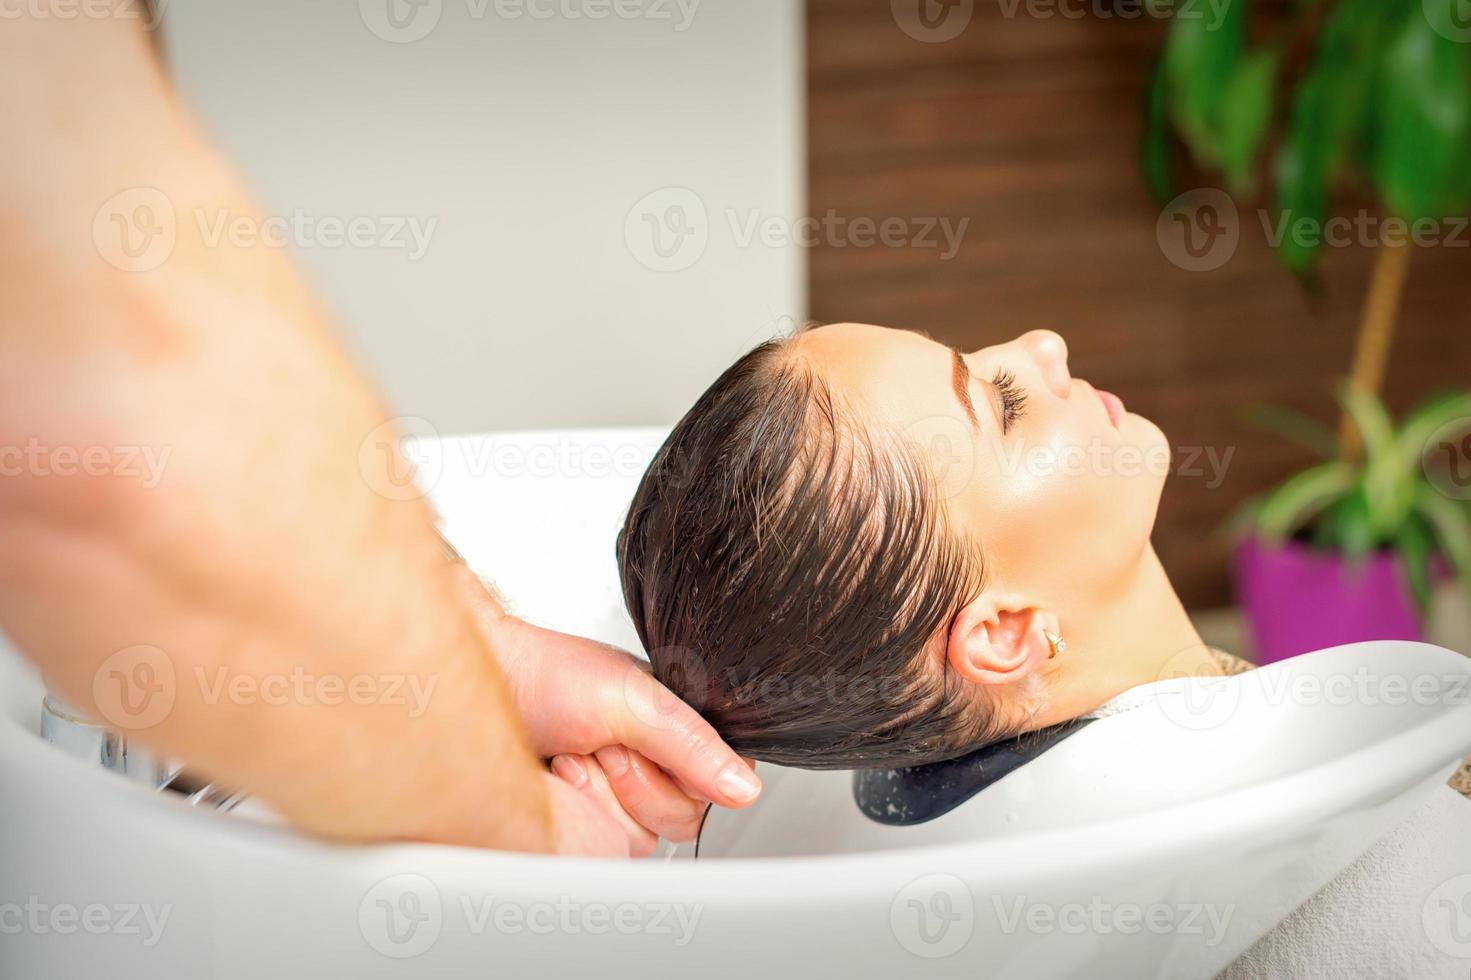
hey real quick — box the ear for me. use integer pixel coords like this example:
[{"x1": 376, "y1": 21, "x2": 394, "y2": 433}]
[{"x1": 946, "y1": 594, "x2": 1056, "y2": 687}]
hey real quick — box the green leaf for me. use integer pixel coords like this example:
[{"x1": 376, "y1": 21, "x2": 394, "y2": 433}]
[
  {"x1": 1256, "y1": 461, "x2": 1355, "y2": 540},
  {"x1": 1373, "y1": 2, "x2": 1471, "y2": 222},
  {"x1": 1245, "y1": 402, "x2": 1337, "y2": 458},
  {"x1": 1163, "y1": 0, "x2": 1246, "y2": 167},
  {"x1": 1336, "y1": 488, "x2": 1379, "y2": 561},
  {"x1": 1313, "y1": 496, "x2": 1344, "y2": 548},
  {"x1": 1271, "y1": 0, "x2": 1395, "y2": 271},
  {"x1": 1338, "y1": 381, "x2": 1396, "y2": 462},
  {"x1": 1219, "y1": 49, "x2": 1280, "y2": 196},
  {"x1": 1394, "y1": 511, "x2": 1436, "y2": 613},
  {"x1": 1338, "y1": 381, "x2": 1411, "y2": 536},
  {"x1": 1398, "y1": 390, "x2": 1471, "y2": 473},
  {"x1": 1141, "y1": 54, "x2": 1175, "y2": 206},
  {"x1": 1414, "y1": 483, "x2": 1471, "y2": 592}
]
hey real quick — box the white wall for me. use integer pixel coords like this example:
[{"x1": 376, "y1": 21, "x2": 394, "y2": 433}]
[{"x1": 159, "y1": 0, "x2": 806, "y2": 433}]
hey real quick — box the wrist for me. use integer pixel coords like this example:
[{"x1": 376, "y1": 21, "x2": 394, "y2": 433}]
[{"x1": 446, "y1": 561, "x2": 533, "y2": 682}]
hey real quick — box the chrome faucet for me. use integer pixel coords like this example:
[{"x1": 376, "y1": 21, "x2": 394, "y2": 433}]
[{"x1": 39, "y1": 692, "x2": 245, "y2": 811}]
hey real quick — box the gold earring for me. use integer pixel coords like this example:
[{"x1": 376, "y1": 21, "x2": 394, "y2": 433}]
[{"x1": 1044, "y1": 630, "x2": 1066, "y2": 660}]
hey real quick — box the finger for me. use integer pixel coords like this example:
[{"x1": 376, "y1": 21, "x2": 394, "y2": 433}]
[
  {"x1": 543, "y1": 772, "x2": 630, "y2": 858},
  {"x1": 594, "y1": 746, "x2": 708, "y2": 844},
  {"x1": 615, "y1": 666, "x2": 762, "y2": 809},
  {"x1": 552, "y1": 754, "x2": 660, "y2": 858}
]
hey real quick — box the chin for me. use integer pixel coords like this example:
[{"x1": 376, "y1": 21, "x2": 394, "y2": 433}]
[
  {"x1": 1128, "y1": 411, "x2": 1170, "y2": 458},
  {"x1": 1125, "y1": 412, "x2": 1171, "y2": 521}
]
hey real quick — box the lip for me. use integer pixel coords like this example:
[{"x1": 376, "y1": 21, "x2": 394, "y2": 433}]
[{"x1": 1095, "y1": 388, "x2": 1126, "y2": 429}]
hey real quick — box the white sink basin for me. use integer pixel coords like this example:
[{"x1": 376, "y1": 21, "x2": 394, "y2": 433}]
[{"x1": 2, "y1": 427, "x2": 1468, "y2": 979}]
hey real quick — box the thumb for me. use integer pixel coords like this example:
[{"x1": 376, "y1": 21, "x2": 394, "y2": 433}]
[{"x1": 613, "y1": 664, "x2": 761, "y2": 808}]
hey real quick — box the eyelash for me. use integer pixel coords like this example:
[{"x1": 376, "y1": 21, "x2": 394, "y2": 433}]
[{"x1": 992, "y1": 369, "x2": 1028, "y2": 433}]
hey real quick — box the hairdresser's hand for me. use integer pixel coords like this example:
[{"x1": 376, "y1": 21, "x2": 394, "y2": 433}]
[
  {"x1": 0, "y1": 8, "x2": 576, "y2": 856},
  {"x1": 452, "y1": 564, "x2": 760, "y2": 854}
]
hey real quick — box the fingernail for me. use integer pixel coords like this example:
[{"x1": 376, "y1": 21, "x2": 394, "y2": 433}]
[
  {"x1": 595, "y1": 745, "x2": 630, "y2": 778},
  {"x1": 551, "y1": 755, "x2": 587, "y2": 788},
  {"x1": 716, "y1": 761, "x2": 761, "y2": 803}
]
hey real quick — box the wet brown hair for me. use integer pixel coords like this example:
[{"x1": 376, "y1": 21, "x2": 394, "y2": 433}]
[{"x1": 617, "y1": 334, "x2": 1008, "y2": 769}]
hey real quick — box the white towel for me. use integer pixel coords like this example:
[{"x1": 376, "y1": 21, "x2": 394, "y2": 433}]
[{"x1": 1222, "y1": 786, "x2": 1471, "y2": 979}]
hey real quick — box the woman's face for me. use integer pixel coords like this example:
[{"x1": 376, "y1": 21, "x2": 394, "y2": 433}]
[{"x1": 792, "y1": 323, "x2": 1169, "y2": 612}]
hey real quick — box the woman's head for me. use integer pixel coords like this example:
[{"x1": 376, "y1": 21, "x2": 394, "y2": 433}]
[{"x1": 617, "y1": 323, "x2": 1170, "y2": 769}]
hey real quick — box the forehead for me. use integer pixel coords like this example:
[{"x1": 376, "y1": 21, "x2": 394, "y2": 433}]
[{"x1": 790, "y1": 322, "x2": 951, "y2": 419}]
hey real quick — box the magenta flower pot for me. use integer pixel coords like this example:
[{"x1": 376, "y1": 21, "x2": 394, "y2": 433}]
[{"x1": 1232, "y1": 536, "x2": 1425, "y2": 665}]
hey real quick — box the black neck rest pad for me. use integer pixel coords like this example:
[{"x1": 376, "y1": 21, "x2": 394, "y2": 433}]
[{"x1": 853, "y1": 717, "x2": 1098, "y2": 826}]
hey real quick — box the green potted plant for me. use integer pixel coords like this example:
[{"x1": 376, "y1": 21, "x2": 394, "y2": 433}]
[
  {"x1": 1237, "y1": 387, "x2": 1471, "y2": 661},
  {"x1": 1141, "y1": 0, "x2": 1471, "y2": 658}
]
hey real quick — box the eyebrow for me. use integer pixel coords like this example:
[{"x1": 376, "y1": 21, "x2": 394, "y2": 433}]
[{"x1": 951, "y1": 347, "x2": 981, "y2": 431}]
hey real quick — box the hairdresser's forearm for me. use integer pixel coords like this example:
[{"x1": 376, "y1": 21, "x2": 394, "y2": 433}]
[
  {"x1": 0, "y1": 492, "x2": 552, "y2": 852},
  {"x1": 0, "y1": 9, "x2": 552, "y2": 851}
]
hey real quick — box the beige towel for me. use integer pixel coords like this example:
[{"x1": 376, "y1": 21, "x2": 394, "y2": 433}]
[{"x1": 1221, "y1": 787, "x2": 1471, "y2": 979}]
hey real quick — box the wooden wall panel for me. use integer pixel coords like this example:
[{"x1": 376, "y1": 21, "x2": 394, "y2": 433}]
[{"x1": 807, "y1": 0, "x2": 1471, "y2": 607}]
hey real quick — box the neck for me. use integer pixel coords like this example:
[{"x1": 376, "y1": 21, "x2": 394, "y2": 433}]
[{"x1": 1027, "y1": 546, "x2": 1219, "y2": 731}]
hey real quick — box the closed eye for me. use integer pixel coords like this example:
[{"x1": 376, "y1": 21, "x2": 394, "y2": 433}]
[{"x1": 991, "y1": 368, "x2": 1028, "y2": 434}]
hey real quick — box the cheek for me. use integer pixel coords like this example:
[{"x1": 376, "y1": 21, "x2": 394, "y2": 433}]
[{"x1": 965, "y1": 419, "x2": 1167, "y2": 586}]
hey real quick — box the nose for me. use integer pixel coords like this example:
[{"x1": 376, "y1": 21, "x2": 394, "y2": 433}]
[{"x1": 1020, "y1": 329, "x2": 1071, "y2": 398}]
